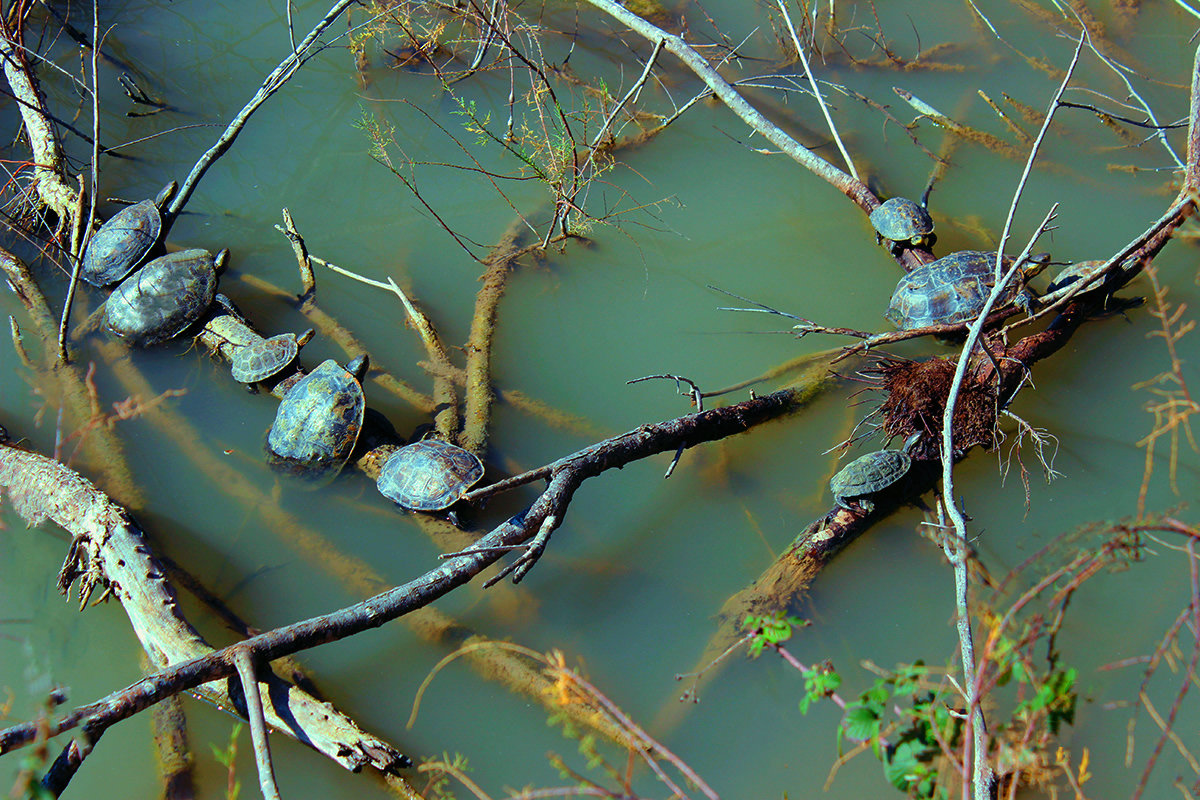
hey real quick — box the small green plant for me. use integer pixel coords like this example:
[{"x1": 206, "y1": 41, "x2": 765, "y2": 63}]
[
  {"x1": 743, "y1": 612, "x2": 809, "y2": 657},
  {"x1": 353, "y1": 110, "x2": 396, "y2": 161},
  {"x1": 799, "y1": 662, "x2": 843, "y2": 715},
  {"x1": 209, "y1": 722, "x2": 243, "y2": 800},
  {"x1": 831, "y1": 662, "x2": 959, "y2": 799}
]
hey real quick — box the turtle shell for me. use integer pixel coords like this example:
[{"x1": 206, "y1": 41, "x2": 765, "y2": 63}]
[
  {"x1": 884, "y1": 250, "x2": 1046, "y2": 330},
  {"x1": 830, "y1": 448, "x2": 911, "y2": 511},
  {"x1": 377, "y1": 439, "x2": 484, "y2": 511},
  {"x1": 869, "y1": 198, "x2": 934, "y2": 247},
  {"x1": 267, "y1": 359, "x2": 365, "y2": 479},
  {"x1": 1047, "y1": 260, "x2": 1105, "y2": 294},
  {"x1": 231, "y1": 333, "x2": 299, "y2": 383},
  {"x1": 82, "y1": 199, "x2": 163, "y2": 287},
  {"x1": 104, "y1": 249, "x2": 221, "y2": 345}
]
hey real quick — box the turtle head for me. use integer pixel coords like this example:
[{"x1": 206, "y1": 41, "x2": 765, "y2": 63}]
[
  {"x1": 154, "y1": 181, "x2": 178, "y2": 208},
  {"x1": 1020, "y1": 252, "x2": 1051, "y2": 281},
  {"x1": 213, "y1": 248, "x2": 230, "y2": 275},
  {"x1": 908, "y1": 231, "x2": 937, "y2": 249},
  {"x1": 346, "y1": 353, "x2": 370, "y2": 383}
]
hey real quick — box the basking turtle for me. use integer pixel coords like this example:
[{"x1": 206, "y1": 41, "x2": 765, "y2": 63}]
[
  {"x1": 885, "y1": 250, "x2": 1048, "y2": 330},
  {"x1": 830, "y1": 434, "x2": 921, "y2": 512},
  {"x1": 104, "y1": 248, "x2": 227, "y2": 345},
  {"x1": 266, "y1": 355, "x2": 369, "y2": 479},
  {"x1": 376, "y1": 438, "x2": 484, "y2": 514},
  {"x1": 230, "y1": 330, "x2": 312, "y2": 384},
  {"x1": 202, "y1": 293, "x2": 263, "y2": 357},
  {"x1": 869, "y1": 197, "x2": 935, "y2": 250},
  {"x1": 1046, "y1": 260, "x2": 1106, "y2": 294},
  {"x1": 82, "y1": 181, "x2": 176, "y2": 287}
]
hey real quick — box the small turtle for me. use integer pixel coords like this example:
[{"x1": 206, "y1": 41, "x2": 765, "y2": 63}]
[
  {"x1": 885, "y1": 250, "x2": 1049, "y2": 330},
  {"x1": 830, "y1": 434, "x2": 921, "y2": 512},
  {"x1": 869, "y1": 197, "x2": 935, "y2": 250},
  {"x1": 82, "y1": 181, "x2": 176, "y2": 287},
  {"x1": 267, "y1": 355, "x2": 369, "y2": 479},
  {"x1": 376, "y1": 438, "x2": 484, "y2": 513},
  {"x1": 231, "y1": 331, "x2": 312, "y2": 384},
  {"x1": 1046, "y1": 260, "x2": 1106, "y2": 294},
  {"x1": 104, "y1": 248, "x2": 227, "y2": 345},
  {"x1": 202, "y1": 294, "x2": 264, "y2": 356}
]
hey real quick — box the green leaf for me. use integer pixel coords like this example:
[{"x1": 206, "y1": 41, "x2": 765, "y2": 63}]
[{"x1": 842, "y1": 705, "x2": 882, "y2": 742}]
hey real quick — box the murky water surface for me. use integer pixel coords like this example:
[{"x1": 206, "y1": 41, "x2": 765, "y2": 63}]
[{"x1": 3, "y1": 0, "x2": 1200, "y2": 797}]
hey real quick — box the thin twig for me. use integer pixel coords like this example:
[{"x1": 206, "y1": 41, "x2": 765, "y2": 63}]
[
  {"x1": 590, "y1": 38, "x2": 663, "y2": 154},
  {"x1": 57, "y1": 8, "x2": 104, "y2": 363},
  {"x1": 775, "y1": 0, "x2": 858, "y2": 181},
  {"x1": 941, "y1": 33, "x2": 1084, "y2": 800},
  {"x1": 626, "y1": 374, "x2": 703, "y2": 478},
  {"x1": 166, "y1": 0, "x2": 358, "y2": 223},
  {"x1": 233, "y1": 648, "x2": 282, "y2": 800}
]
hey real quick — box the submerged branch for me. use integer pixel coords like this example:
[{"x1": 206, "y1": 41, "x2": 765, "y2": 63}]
[
  {"x1": 462, "y1": 223, "x2": 541, "y2": 455},
  {"x1": 0, "y1": 381, "x2": 824, "y2": 755}
]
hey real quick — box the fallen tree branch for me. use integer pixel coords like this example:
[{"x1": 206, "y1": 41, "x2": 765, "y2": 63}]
[
  {"x1": 0, "y1": 380, "x2": 824, "y2": 756},
  {"x1": 0, "y1": 438, "x2": 412, "y2": 778},
  {"x1": 0, "y1": 13, "x2": 77, "y2": 220}
]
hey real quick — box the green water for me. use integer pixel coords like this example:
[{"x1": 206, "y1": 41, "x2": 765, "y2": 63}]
[{"x1": 3, "y1": 0, "x2": 1200, "y2": 797}]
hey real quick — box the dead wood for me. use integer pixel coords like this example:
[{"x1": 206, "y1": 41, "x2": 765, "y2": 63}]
[
  {"x1": 462, "y1": 221, "x2": 538, "y2": 455},
  {"x1": 0, "y1": 247, "x2": 143, "y2": 505},
  {"x1": 0, "y1": 438, "x2": 412, "y2": 777},
  {"x1": 0, "y1": 14, "x2": 77, "y2": 221},
  {"x1": 96, "y1": 335, "x2": 636, "y2": 748},
  {"x1": 0, "y1": 377, "x2": 827, "y2": 759}
]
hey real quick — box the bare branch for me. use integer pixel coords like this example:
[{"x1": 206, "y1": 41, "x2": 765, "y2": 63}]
[
  {"x1": 233, "y1": 648, "x2": 283, "y2": 800},
  {"x1": 580, "y1": 0, "x2": 875, "y2": 210},
  {"x1": 166, "y1": 0, "x2": 359, "y2": 223}
]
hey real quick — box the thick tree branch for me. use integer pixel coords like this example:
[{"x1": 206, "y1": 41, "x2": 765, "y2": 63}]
[
  {"x1": 0, "y1": 18, "x2": 77, "y2": 219},
  {"x1": 0, "y1": 384, "x2": 818, "y2": 755},
  {"x1": 0, "y1": 439, "x2": 411, "y2": 775}
]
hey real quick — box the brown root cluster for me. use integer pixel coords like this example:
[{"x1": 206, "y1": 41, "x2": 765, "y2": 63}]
[{"x1": 876, "y1": 356, "x2": 999, "y2": 459}]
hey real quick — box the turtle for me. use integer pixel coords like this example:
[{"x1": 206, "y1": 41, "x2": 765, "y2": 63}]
[
  {"x1": 884, "y1": 250, "x2": 1049, "y2": 330},
  {"x1": 230, "y1": 331, "x2": 312, "y2": 384},
  {"x1": 830, "y1": 434, "x2": 921, "y2": 512},
  {"x1": 202, "y1": 293, "x2": 264, "y2": 356},
  {"x1": 81, "y1": 181, "x2": 177, "y2": 287},
  {"x1": 1046, "y1": 260, "x2": 1106, "y2": 295},
  {"x1": 869, "y1": 197, "x2": 935, "y2": 250},
  {"x1": 376, "y1": 438, "x2": 484, "y2": 513},
  {"x1": 266, "y1": 355, "x2": 369, "y2": 479},
  {"x1": 104, "y1": 248, "x2": 228, "y2": 346}
]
